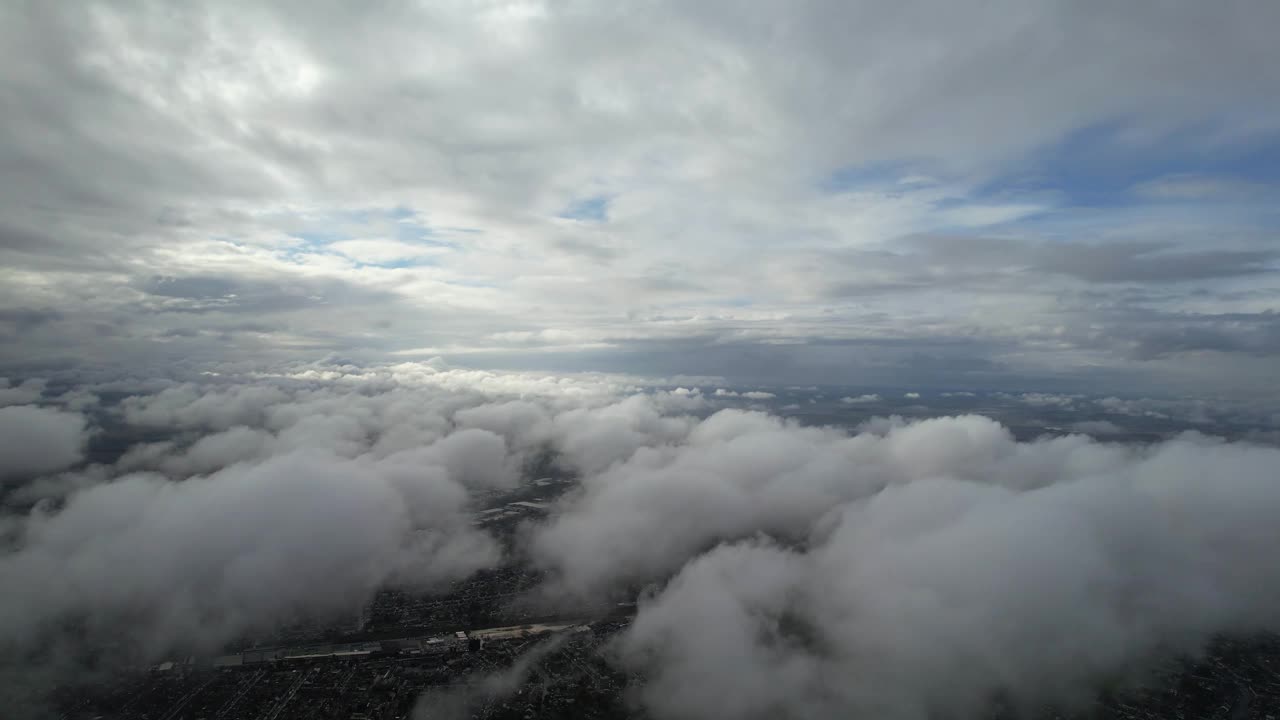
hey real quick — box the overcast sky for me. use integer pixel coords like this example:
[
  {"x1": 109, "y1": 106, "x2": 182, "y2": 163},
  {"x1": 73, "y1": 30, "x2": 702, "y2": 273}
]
[{"x1": 2, "y1": 1, "x2": 1278, "y2": 396}]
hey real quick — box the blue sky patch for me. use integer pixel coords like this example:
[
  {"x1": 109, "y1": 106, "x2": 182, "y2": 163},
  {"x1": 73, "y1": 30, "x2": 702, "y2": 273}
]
[
  {"x1": 559, "y1": 195, "x2": 612, "y2": 222},
  {"x1": 976, "y1": 121, "x2": 1280, "y2": 209},
  {"x1": 821, "y1": 161, "x2": 934, "y2": 194}
]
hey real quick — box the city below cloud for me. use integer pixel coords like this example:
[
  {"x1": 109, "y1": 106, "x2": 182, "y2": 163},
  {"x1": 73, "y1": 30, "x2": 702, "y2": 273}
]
[{"x1": 2, "y1": 2, "x2": 1279, "y2": 719}]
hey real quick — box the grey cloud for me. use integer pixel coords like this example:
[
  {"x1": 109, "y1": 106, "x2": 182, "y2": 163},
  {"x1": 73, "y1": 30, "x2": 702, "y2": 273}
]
[
  {"x1": 0, "y1": 1, "x2": 1275, "y2": 394},
  {"x1": 0, "y1": 449, "x2": 499, "y2": 658},
  {"x1": 0, "y1": 308, "x2": 62, "y2": 333},
  {"x1": 0, "y1": 369, "x2": 643, "y2": 668},
  {"x1": 552, "y1": 235, "x2": 620, "y2": 263},
  {"x1": 0, "y1": 405, "x2": 88, "y2": 481},
  {"x1": 1081, "y1": 309, "x2": 1280, "y2": 361},
  {"x1": 1068, "y1": 419, "x2": 1124, "y2": 436},
  {"x1": 1128, "y1": 321, "x2": 1280, "y2": 360},
  {"x1": 0, "y1": 378, "x2": 45, "y2": 408},
  {"x1": 826, "y1": 236, "x2": 1278, "y2": 292},
  {"x1": 1033, "y1": 242, "x2": 1275, "y2": 284},
  {"x1": 2, "y1": 364, "x2": 1280, "y2": 718},
  {"x1": 623, "y1": 437, "x2": 1280, "y2": 718},
  {"x1": 142, "y1": 276, "x2": 239, "y2": 300},
  {"x1": 0, "y1": 366, "x2": 724, "y2": 674},
  {"x1": 525, "y1": 407, "x2": 1280, "y2": 718},
  {"x1": 136, "y1": 274, "x2": 397, "y2": 315},
  {"x1": 220, "y1": 321, "x2": 279, "y2": 334},
  {"x1": 532, "y1": 412, "x2": 1108, "y2": 595}
]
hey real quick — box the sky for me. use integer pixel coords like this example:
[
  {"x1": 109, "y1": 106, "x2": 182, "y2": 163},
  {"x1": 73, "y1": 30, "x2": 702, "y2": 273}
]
[
  {"x1": 5, "y1": 7, "x2": 1280, "y2": 714},
  {"x1": 3, "y1": 0, "x2": 1280, "y2": 396}
]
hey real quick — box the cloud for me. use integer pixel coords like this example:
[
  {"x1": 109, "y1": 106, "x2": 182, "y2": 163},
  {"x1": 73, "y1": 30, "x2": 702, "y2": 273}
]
[
  {"x1": 714, "y1": 389, "x2": 776, "y2": 399},
  {"x1": 0, "y1": 2, "x2": 1277, "y2": 394},
  {"x1": 1, "y1": 363, "x2": 1279, "y2": 718},
  {"x1": 414, "y1": 633, "x2": 571, "y2": 719},
  {"x1": 841, "y1": 394, "x2": 881, "y2": 404},
  {"x1": 1032, "y1": 243, "x2": 1276, "y2": 285},
  {"x1": 0, "y1": 364, "x2": 716, "y2": 671},
  {"x1": 622, "y1": 437, "x2": 1280, "y2": 718},
  {"x1": 0, "y1": 405, "x2": 87, "y2": 481},
  {"x1": 533, "y1": 413, "x2": 1099, "y2": 595},
  {"x1": 0, "y1": 378, "x2": 44, "y2": 408},
  {"x1": 524, "y1": 409, "x2": 1280, "y2": 718},
  {"x1": 1068, "y1": 420, "x2": 1124, "y2": 436},
  {"x1": 0, "y1": 367, "x2": 629, "y2": 669},
  {"x1": 0, "y1": 449, "x2": 500, "y2": 658},
  {"x1": 1000, "y1": 392, "x2": 1077, "y2": 408}
]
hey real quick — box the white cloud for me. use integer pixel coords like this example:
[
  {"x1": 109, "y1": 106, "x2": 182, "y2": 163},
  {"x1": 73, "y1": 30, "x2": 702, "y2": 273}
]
[
  {"x1": 1, "y1": 365, "x2": 1279, "y2": 718},
  {"x1": 841, "y1": 394, "x2": 881, "y2": 404},
  {"x1": 0, "y1": 2, "x2": 1277, "y2": 394},
  {"x1": 715, "y1": 389, "x2": 775, "y2": 399},
  {"x1": 0, "y1": 449, "x2": 500, "y2": 654},
  {"x1": 1000, "y1": 392, "x2": 1078, "y2": 408},
  {"x1": 526, "y1": 407, "x2": 1280, "y2": 718}
]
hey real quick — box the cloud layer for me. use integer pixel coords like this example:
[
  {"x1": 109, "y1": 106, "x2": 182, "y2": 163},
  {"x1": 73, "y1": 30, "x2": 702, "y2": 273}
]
[
  {"x1": 1, "y1": 1, "x2": 1278, "y2": 394},
  {"x1": 601, "y1": 426, "x2": 1280, "y2": 718},
  {"x1": 0, "y1": 364, "x2": 1279, "y2": 719},
  {"x1": 0, "y1": 363, "x2": 704, "y2": 662},
  {"x1": 0, "y1": 405, "x2": 87, "y2": 481}
]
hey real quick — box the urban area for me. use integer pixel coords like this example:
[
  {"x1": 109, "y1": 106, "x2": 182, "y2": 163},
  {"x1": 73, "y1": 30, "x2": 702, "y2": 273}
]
[{"x1": 51, "y1": 476, "x2": 1280, "y2": 720}]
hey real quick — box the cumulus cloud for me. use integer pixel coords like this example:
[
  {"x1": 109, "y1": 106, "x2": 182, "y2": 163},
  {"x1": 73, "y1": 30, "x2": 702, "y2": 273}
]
[
  {"x1": 2, "y1": 362, "x2": 1280, "y2": 719},
  {"x1": 0, "y1": 368, "x2": 544, "y2": 665},
  {"x1": 714, "y1": 389, "x2": 775, "y2": 400},
  {"x1": 0, "y1": 365, "x2": 708, "y2": 668},
  {"x1": 841, "y1": 393, "x2": 881, "y2": 404},
  {"x1": 533, "y1": 413, "x2": 1119, "y2": 595},
  {"x1": 0, "y1": 405, "x2": 88, "y2": 481},
  {"x1": 1002, "y1": 392, "x2": 1078, "y2": 408},
  {"x1": 527, "y1": 410, "x2": 1280, "y2": 718},
  {"x1": 0, "y1": 449, "x2": 500, "y2": 658},
  {"x1": 0, "y1": 378, "x2": 44, "y2": 408}
]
